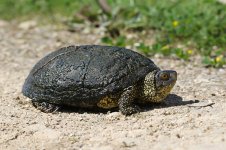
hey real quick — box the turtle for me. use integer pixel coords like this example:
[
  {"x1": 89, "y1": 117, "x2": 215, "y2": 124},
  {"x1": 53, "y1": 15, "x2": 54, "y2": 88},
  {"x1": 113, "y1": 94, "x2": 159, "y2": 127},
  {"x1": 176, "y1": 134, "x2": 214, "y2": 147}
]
[{"x1": 22, "y1": 45, "x2": 177, "y2": 115}]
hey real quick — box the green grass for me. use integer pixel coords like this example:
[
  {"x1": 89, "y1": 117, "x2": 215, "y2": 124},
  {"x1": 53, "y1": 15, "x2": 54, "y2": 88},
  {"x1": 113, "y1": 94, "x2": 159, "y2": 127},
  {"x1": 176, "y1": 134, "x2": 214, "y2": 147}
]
[
  {"x1": 0, "y1": 0, "x2": 225, "y2": 67},
  {"x1": 0, "y1": 0, "x2": 98, "y2": 20},
  {"x1": 103, "y1": 0, "x2": 226, "y2": 67}
]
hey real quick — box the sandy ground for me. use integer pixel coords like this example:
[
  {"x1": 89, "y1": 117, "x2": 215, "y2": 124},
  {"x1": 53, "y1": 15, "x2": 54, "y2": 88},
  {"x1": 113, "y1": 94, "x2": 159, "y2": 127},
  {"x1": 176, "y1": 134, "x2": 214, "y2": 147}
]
[{"x1": 0, "y1": 20, "x2": 226, "y2": 150}]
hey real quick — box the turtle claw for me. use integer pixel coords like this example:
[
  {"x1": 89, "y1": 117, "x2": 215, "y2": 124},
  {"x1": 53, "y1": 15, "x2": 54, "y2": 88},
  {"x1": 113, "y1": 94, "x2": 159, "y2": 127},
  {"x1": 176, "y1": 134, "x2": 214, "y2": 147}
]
[
  {"x1": 32, "y1": 101, "x2": 60, "y2": 113},
  {"x1": 120, "y1": 105, "x2": 141, "y2": 116}
]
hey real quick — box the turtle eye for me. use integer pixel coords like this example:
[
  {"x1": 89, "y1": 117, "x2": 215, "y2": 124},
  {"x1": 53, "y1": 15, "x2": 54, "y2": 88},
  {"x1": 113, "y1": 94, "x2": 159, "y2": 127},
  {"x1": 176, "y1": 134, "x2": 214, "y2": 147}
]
[{"x1": 160, "y1": 73, "x2": 169, "y2": 81}]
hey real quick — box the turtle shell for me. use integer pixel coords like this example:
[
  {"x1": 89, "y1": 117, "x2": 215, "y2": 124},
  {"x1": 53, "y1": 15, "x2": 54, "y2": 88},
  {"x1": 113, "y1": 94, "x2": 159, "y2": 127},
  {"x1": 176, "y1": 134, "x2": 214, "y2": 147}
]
[{"x1": 22, "y1": 45, "x2": 159, "y2": 105}]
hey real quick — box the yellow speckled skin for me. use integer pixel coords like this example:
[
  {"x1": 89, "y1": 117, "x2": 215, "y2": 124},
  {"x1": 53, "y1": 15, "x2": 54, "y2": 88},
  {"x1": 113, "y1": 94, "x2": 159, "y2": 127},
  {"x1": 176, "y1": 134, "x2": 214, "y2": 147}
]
[
  {"x1": 96, "y1": 70, "x2": 177, "y2": 114},
  {"x1": 97, "y1": 95, "x2": 119, "y2": 109}
]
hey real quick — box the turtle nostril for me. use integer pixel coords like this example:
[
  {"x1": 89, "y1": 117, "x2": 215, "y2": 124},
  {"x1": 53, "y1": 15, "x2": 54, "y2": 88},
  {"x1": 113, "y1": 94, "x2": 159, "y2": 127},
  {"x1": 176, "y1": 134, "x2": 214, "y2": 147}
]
[{"x1": 171, "y1": 71, "x2": 177, "y2": 80}]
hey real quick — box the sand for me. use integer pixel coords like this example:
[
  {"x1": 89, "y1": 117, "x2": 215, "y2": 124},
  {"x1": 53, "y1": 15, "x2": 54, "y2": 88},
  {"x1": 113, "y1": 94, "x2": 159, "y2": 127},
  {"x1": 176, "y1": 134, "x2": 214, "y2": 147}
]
[{"x1": 0, "y1": 20, "x2": 225, "y2": 150}]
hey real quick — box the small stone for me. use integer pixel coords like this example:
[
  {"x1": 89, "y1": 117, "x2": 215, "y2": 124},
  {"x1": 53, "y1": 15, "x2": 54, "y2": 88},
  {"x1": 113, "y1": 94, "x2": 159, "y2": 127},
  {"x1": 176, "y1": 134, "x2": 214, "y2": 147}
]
[
  {"x1": 122, "y1": 140, "x2": 136, "y2": 148},
  {"x1": 18, "y1": 20, "x2": 37, "y2": 30},
  {"x1": 0, "y1": 20, "x2": 8, "y2": 27},
  {"x1": 106, "y1": 112, "x2": 121, "y2": 118},
  {"x1": 176, "y1": 133, "x2": 181, "y2": 138}
]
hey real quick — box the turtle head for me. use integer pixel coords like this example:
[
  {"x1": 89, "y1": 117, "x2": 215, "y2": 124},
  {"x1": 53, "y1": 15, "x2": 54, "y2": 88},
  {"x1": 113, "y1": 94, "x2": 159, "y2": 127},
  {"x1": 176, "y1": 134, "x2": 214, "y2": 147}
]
[{"x1": 142, "y1": 70, "x2": 177, "y2": 103}]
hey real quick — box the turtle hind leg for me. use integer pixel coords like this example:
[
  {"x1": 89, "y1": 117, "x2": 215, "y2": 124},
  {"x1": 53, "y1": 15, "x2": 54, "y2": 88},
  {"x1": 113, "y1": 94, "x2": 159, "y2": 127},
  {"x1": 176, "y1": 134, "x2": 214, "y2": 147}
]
[
  {"x1": 32, "y1": 101, "x2": 60, "y2": 113},
  {"x1": 118, "y1": 86, "x2": 140, "y2": 115}
]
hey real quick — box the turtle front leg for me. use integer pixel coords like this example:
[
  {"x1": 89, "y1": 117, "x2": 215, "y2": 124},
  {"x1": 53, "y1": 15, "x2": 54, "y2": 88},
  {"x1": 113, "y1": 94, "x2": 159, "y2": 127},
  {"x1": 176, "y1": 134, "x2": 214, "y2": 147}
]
[
  {"x1": 118, "y1": 86, "x2": 140, "y2": 115},
  {"x1": 32, "y1": 101, "x2": 60, "y2": 113}
]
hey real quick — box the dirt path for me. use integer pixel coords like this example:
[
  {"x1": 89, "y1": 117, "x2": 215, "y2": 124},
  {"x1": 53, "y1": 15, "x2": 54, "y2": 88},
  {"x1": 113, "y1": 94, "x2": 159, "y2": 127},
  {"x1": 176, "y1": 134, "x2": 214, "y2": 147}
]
[{"x1": 0, "y1": 20, "x2": 226, "y2": 150}]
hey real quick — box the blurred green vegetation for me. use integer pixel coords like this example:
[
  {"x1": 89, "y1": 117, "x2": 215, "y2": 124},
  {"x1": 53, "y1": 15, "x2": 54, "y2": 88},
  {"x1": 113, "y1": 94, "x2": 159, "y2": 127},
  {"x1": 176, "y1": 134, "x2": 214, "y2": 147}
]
[
  {"x1": 0, "y1": 0, "x2": 98, "y2": 20},
  {"x1": 0, "y1": 0, "x2": 225, "y2": 67}
]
